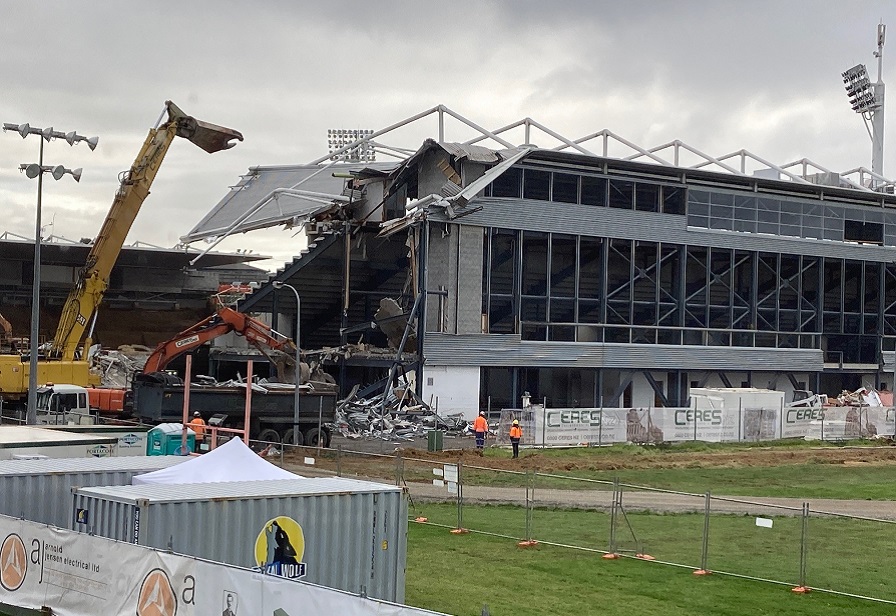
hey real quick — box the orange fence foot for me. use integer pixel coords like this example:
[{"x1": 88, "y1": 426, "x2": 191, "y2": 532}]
[
  {"x1": 450, "y1": 528, "x2": 470, "y2": 534},
  {"x1": 414, "y1": 517, "x2": 428, "y2": 523},
  {"x1": 602, "y1": 553, "x2": 619, "y2": 560},
  {"x1": 517, "y1": 540, "x2": 539, "y2": 548},
  {"x1": 791, "y1": 586, "x2": 811, "y2": 594},
  {"x1": 635, "y1": 553, "x2": 656, "y2": 561},
  {"x1": 693, "y1": 569, "x2": 712, "y2": 576}
]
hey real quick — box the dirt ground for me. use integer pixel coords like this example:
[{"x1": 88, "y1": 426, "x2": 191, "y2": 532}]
[{"x1": 327, "y1": 433, "x2": 896, "y2": 474}]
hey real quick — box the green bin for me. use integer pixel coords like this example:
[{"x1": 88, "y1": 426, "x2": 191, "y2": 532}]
[
  {"x1": 427, "y1": 429, "x2": 444, "y2": 452},
  {"x1": 146, "y1": 422, "x2": 195, "y2": 456}
]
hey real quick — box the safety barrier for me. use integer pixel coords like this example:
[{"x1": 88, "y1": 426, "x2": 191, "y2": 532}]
[{"x1": 258, "y1": 441, "x2": 896, "y2": 606}]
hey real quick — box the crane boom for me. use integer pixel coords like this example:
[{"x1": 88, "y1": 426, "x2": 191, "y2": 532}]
[{"x1": 51, "y1": 102, "x2": 242, "y2": 360}]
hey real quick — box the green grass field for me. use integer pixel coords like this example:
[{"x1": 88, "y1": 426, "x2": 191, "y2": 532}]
[
  {"x1": 402, "y1": 442, "x2": 896, "y2": 615},
  {"x1": 406, "y1": 506, "x2": 896, "y2": 615}
]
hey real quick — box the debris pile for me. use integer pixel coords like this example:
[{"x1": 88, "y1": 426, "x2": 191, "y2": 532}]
[
  {"x1": 91, "y1": 345, "x2": 153, "y2": 388},
  {"x1": 333, "y1": 386, "x2": 471, "y2": 441}
]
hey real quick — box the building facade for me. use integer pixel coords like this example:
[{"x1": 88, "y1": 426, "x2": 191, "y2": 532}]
[{"x1": 408, "y1": 145, "x2": 896, "y2": 415}]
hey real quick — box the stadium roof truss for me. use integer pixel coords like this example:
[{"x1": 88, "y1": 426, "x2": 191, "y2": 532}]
[{"x1": 183, "y1": 104, "x2": 896, "y2": 263}]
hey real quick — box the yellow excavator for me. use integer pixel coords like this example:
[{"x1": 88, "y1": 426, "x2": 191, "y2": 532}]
[{"x1": 0, "y1": 101, "x2": 242, "y2": 405}]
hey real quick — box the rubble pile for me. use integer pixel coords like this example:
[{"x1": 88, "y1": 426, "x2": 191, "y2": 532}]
[
  {"x1": 334, "y1": 386, "x2": 471, "y2": 441},
  {"x1": 91, "y1": 345, "x2": 152, "y2": 388}
]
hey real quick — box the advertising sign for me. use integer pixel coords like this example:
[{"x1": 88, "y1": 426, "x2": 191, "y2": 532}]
[{"x1": 0, "y1": 515, "x2": 443, "y2": 616}]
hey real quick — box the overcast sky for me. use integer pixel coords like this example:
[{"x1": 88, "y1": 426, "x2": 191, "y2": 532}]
[{"x1": 2, "y1": 1, "x2": 895, "y2": 271}]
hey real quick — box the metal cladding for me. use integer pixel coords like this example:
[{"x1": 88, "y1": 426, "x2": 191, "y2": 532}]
[
  {"x1": 71, "y1": 476, "x2": 408, "y2": 603},
  {"x1": 0, "y1": 455, "x2": 186, "y2": 528}
]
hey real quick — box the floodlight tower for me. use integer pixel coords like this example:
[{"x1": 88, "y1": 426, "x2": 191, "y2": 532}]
[{"x1": 842, "y1": 23, "x2": 886, "y2": 186}]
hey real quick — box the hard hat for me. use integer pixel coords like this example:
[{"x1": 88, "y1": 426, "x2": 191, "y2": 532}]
[
  {"x1": 193, "y1": 411, "x2": 201, "y2": 416},
  {"x1": 512, "y1": 419, "x2": 519, "y2": 425}
]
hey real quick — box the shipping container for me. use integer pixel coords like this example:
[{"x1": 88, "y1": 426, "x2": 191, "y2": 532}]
[
  {"x1": 0, "y1": 425, "x2": 120, "y2": 459},
  {"x1": 0, "y1": 455, "x2": 187, "y2": 528},
  {"x1": 72, "y1": 477, "x2": 408, "y2": 602}
]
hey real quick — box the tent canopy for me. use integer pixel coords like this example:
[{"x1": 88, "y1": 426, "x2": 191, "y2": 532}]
[{"x1": 132, "y1": 437, "x2": 301, "y2": 485}]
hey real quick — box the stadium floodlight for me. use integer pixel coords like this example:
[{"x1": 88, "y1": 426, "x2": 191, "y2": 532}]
[
  {"x1": 327, "y1": 128, "x2": 376, "y2": 162},
  {"x1": 842, "y1": 64, "x2": 878, "y2": 113}
]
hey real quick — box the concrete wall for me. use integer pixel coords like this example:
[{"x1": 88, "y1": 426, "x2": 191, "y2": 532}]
[{"x1": 422, "y1": 365, "x2": 480, "y2": 419}]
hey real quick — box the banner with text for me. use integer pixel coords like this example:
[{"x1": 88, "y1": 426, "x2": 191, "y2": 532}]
[
  {"x1": 0, "y1": 515, "x2": 443, "y2": 616},
  {"x1": 512, "y1": 406, "x2": 896, "y2": 447}
]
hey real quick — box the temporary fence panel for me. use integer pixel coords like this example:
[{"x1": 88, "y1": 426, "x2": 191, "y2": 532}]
[
  {"x1": 0, "y1": 455, "x2": 186, "y2": 528},
  {"x1": 71, "y1": 477, "x2": 407, "y2": 603},
  {"x1": 704, "y1": 497, "x2": 804, "y2": 584},
  {"x1": 805, "y1": 510, "x2": 896, "y2": 602},
  {"x1": 532, "y1": 472, "x2": 613, "y2": 551},
  {"x1": 611, "y1": 483, "x2": 706, "y2": 567},
  {"x1": 454, "y1": 464, "x2": 530, "y2": 539}
]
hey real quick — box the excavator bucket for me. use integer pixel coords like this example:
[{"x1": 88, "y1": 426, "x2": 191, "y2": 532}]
[{"x1": 165, "y1": 100, "x2": 243, "y2": 154}]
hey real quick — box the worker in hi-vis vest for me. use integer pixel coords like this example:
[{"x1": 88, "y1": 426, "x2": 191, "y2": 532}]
[
  {"x1": 473, "y1": 411, "x2": 489, "y2": 450},
  {"x1": 509, "y1": 419, "x2": 523, "y2": 459}
]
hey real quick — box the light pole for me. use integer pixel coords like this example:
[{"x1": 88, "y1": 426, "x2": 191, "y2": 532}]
[
  {"x1": 272, "y1": 281, "x2": 302, "y2": 446},
  {"x1": 3, "y1": 123, "x2": 97, "y2": 424}
]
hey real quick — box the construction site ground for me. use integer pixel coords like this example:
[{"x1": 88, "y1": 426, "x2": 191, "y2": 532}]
[{"x1": 282, "y1": 434, "x2": 896, "y2": 520}]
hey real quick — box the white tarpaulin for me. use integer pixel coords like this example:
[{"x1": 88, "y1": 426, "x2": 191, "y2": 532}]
[
  {"x1": 0, "y1": 514, "x2": 444, "y2": 616},
  {"x1": 132, "y1": 437, "x2": 301, "y2": 485}
]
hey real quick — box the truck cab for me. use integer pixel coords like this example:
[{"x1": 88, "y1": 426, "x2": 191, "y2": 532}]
[{"x1": 35, "y1": 383, "x2": 94, "y2": 425}]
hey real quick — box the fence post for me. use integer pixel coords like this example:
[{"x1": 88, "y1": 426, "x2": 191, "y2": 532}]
[
  {"x1": 395, "y1": 450, "x2": 403, "y2": 486},
  {"x1": 336, "y1": 443, "x2": 343, "y2": 477},
  {"x1": 792, "y1": 503, "x2": 810, "y2": 593},
  {"x1": 449, "y1": 461, "x2": 468, "y2": 534},
  {"x1": 603, "y1": 477, "x2": 620, "y2": 559},
  {"x1": 598, "y1": 406, "x2": 603, "y2": 447},
  {"x1": 694, "y1": 491, "x2": 711, "y2": 575}
]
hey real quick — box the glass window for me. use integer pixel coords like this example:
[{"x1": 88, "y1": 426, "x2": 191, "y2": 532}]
[
  {"x1": 552, "y1": 173, "x2": 579, "y2": 203},
  {"x1": 581, "y1": 176, "x2": 607, "y2": 206},
  {"x1": 609, "y1": 179, "x2": 634, "y2": 209},
  {"x1": 550, "y1": 235, "x2": 577, "y2": 297},
  {"x1": 711, "y1": 192, "x2": 735, "y2": 206},
  {"x1": 689, "y1": 190, "x2": 710, "y2": 204},
  {"x1": 688, "y1": 215, "x2": 709, "y2": 228},
  {"x1": 579, "y1": 237, "x2": 602, "y2": 300},
  {"x1": 488, "y1": 296, "x2": 515, "y2": 333},
  {"x1": 523, "y1": 169, "x2": 550, "y2": 201},
  {"x1": 635, "y1": 183, "x2": 660, "y2": 212},
  {"x1": 710, "y1": 205, "x2": 734, "y2": 219},
  {"x1": 521, "y1": 232, "x2": 548, "y2": 295},
  {"x1": 663, "y1": 187, "x2": 686, "y2": 215},
  {"x1": 489, "y1": 230, "x2": 517, "y2": 295},
  {"x1": 491, "y1": 167, "x2": 522, "y2": 198}
]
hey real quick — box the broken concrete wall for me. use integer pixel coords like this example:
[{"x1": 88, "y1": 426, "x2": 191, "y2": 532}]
[{"x1": 424, "y1": 223, "x2": 483, "y2": 335}]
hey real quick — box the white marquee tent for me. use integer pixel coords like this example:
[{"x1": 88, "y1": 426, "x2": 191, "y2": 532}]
[{"x1": 132, "y1": 436, "x2": 301, "y2": 484}]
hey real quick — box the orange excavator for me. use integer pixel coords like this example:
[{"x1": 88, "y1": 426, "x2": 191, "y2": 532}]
[{"x1": 142, "y1": 306, "x2": 302, "y2": 380}]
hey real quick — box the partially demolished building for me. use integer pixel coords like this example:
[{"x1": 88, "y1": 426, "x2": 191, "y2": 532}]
[{"x1": 182, "y1": 107, "x2": 896, "y2": 417}]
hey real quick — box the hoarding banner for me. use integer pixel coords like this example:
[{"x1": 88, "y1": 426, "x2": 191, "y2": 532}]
[
  {"x1": 0, "y1": 515, "x2": 443, "y2": 616},
  {"x1": 511, "y1": 405, "x2": 896, "y2": 447}
]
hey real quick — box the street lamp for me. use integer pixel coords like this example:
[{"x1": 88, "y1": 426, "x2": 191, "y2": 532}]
[
  {"x1": 272, "y1": 280, "x2": 302, "y2": 446},
  {"x1": 3, "y1": 122, "x2": 97, "y2": 424}
]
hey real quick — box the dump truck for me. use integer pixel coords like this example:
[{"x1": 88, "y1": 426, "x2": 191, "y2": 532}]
[{"x1": 131, "y1": 372, "x2": 335, "y2": 447}]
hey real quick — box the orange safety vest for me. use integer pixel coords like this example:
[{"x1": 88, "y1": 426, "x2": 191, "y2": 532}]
[
  {"x1": 473, "y1": 415, "x2": 488, "y2": 432},
  {"x1": 509, "y1": 425, "x2": 522, "y2": 439},
  {"x1": 189, "y1": 418, "x2": 207, "y2": 440}
]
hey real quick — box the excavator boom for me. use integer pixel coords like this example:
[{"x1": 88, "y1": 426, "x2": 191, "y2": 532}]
[
  {"x1": 51, "y1": 102, "x2": 242, "y2": 361},
  {"x1": 142, "y1": 307, "x2": 296, "y2": 374}
]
